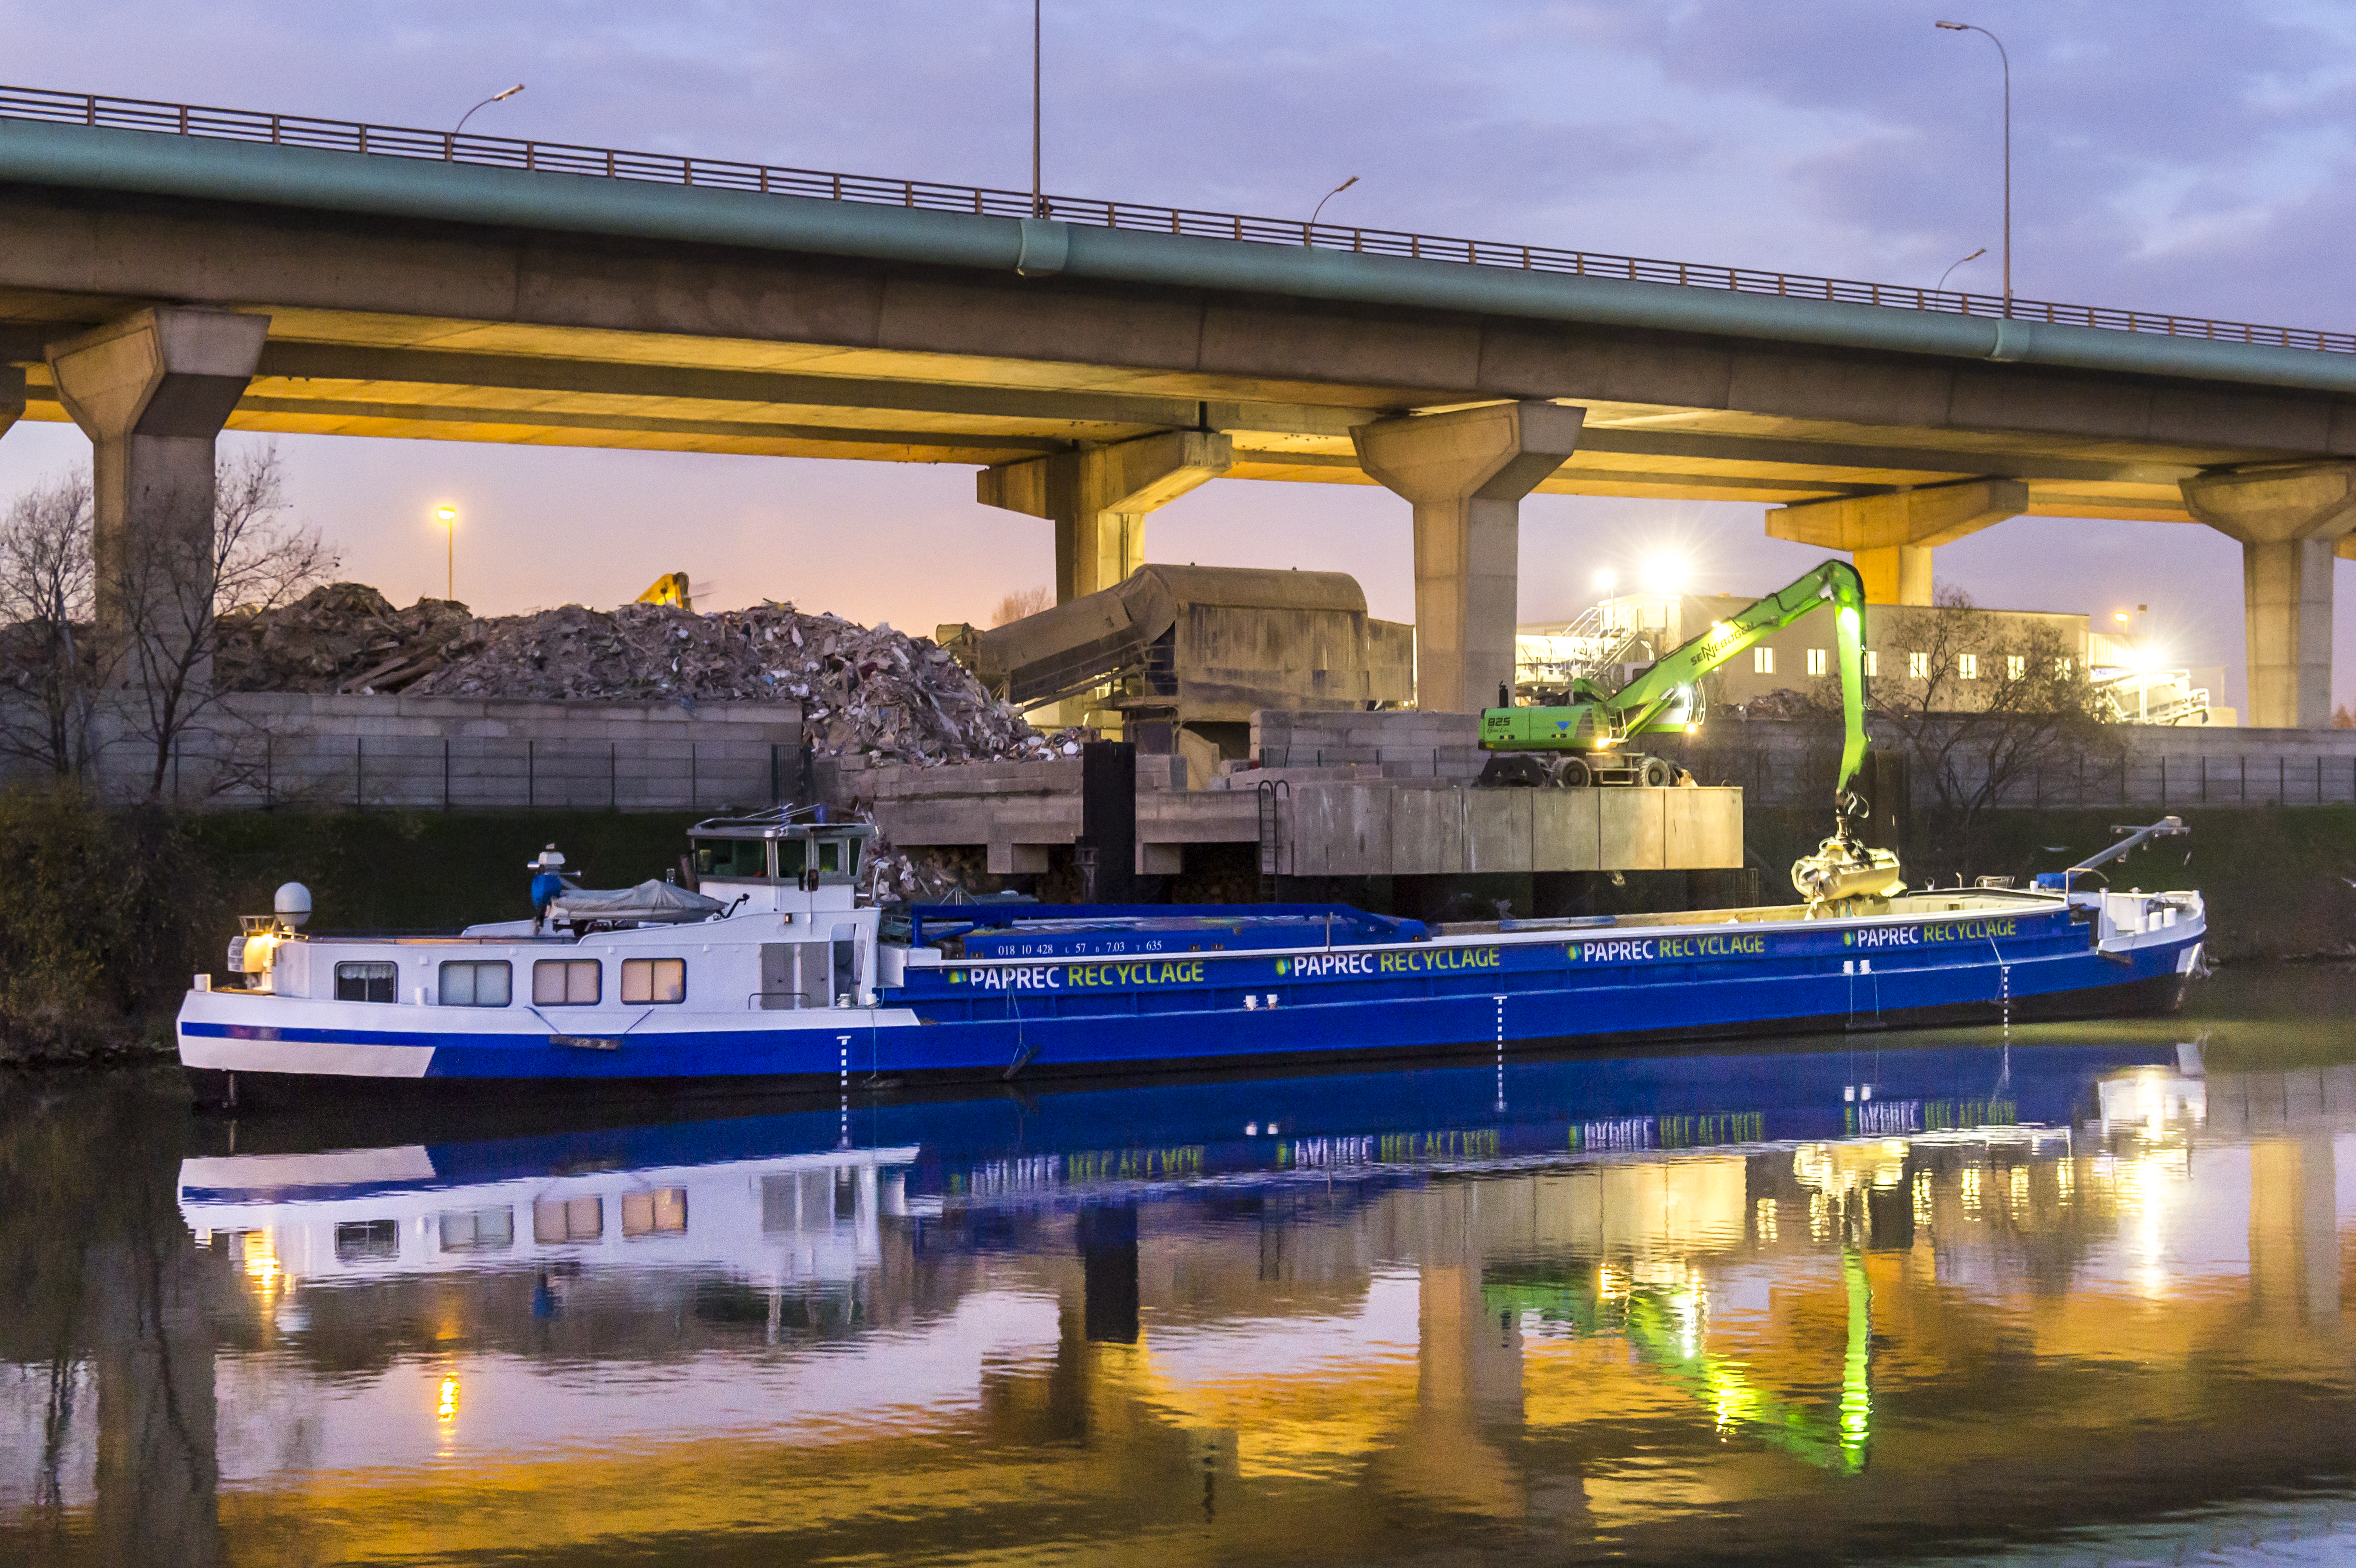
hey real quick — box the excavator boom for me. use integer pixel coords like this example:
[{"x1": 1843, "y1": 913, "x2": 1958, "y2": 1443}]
[
  {"x1": 1483, "y1": 559, "x2": 1899, "y2": 907},
  {"x1": 1481, "y1": 558, "x2": 1872, "y2": 806}
]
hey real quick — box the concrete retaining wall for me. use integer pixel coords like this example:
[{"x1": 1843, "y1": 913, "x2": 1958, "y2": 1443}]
[
  {"x1": 1286, "y1": 781, "x2": 1741, "y2": 876},
  {"x1": 1, "y1": 691, "x2": 803, "y2": 811},
  {"x1": 1251, "y1": 709, "x2": 1485, "y2": 777}
]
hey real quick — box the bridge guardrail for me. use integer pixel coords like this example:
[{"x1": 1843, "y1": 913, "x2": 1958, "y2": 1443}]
[{"x1": 3, "y1": 82, "x2": 2350, "y2": 357}]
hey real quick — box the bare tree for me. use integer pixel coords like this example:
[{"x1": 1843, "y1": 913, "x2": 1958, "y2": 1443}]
[
  {"x1": 109, "y1": 444, "x2": 338, "y2": 798},
  {"x1": 0, "y1": 470, "x2": 97, "y2": 777},
  {"x1": 1863, "y1": 587, "x2": 2118, "y2": 873},
  {"x1": 988, "y1": 585, "x2": 1053, "y2": 627}
]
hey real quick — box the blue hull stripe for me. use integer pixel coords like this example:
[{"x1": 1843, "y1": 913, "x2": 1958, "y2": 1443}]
[{"x1": 180, "y1": 922, "x2": 2198, "y2": 1082}]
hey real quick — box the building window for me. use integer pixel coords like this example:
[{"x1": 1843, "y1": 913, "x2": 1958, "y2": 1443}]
[
  {"x1": 2056, "y1": 657, "x2": 2074, "y2": 678},
  {"x1": 1907, "y1": 652, "x2": 1930, "y2": 679},
  {"x1": 533, "y1": 1195, "x2": 602, "y2": 1243},
  {"x1": 439, "y1": 1207, "x2": 515, "y2": 1253},
  {"x1": 621, "y1": 958, "x2": 687, "y2": 1004},
  {"x1": 621, "y1": 1188, "x2": 689, "y2": 1238},
  {"x1": 335, "y1": 961, "x2": 397, "y2": 1003},
  {"x1": 1806, "y1": 648, "x2": 1829, "y2": 677},
  {"x1": 2006, "y1": 654, "x2": 2026, "y2": 680},
  {"x1": 1864, "y1": 651, "x2": 1879, "y2": 678},
  {"x1": 1958, "y1": 653, "x2": 1979, "y2": 679},
  {"x1": 440, "y1": 960, "x2": 512, "y2": 1007},
  {"x1": 533, "y1": 959, "x2": 601, "y2": 1006},
  {"x1": 1752, "y1": 646, "x2": 1775, "y2": 675}
]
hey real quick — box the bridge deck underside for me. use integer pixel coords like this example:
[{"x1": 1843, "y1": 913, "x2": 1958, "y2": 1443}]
[
  {"x1": 0, "y1": 332, "x2": 2221, "y2": 523},
  {"x1": 0, "y1": 184, "x2": 2340, "y2": 526}
]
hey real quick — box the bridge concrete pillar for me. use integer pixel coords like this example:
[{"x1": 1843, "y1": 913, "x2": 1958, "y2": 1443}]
[
  {"x1": 1352, "y1": 401, "x2": 1584, "y2": 713},
  {"x1": 2182, "y1": 463, "x2": 2356, "y2": 730},
  {"x1": 1765, "y1": 478, "x2": 2025, "y2": 606},
  {"x1": 0, "y1": 364, "x2": 23, "y2": 442},
  {"x1": 46, "y1": 308, "x2": 268, "y2": 679},
  {"x1": 978, "y1": 430, "x2": 1233, "y2": 605}
]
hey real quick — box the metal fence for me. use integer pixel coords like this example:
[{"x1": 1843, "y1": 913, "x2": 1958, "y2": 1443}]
[
  {"x1": 1252, "y1": 737, "x2": 2356, "y2": 812},
  {"x1": 3, "y1": 81, "x2": 2349, "y2": 356},
  {"x1": 1667, "y1": 743, "x2": 2356, "y2": 812}
]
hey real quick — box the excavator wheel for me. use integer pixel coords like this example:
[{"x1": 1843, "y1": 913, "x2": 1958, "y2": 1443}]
[
  {"x1": 1551, "y1": 755, "x2": 1593, "y2": 789},
  {"x1": 1476, "y1": 754, "x2": 1550, "y2": 789},
  {"x1": 1638, "y1": 758, "x2": 1674, "y2": 788}
]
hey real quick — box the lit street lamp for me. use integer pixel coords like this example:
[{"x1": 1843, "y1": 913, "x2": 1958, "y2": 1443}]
[
  {"x1": 434, "y1": 505, "x2": 458, "y2": 602},
  {"x1": 1935, "y1": 21, "x2": 2011, "y2": 313},
  {"x1": 1936, "y1": 246, "x2": 1987, "y2": 296},
  {"x1": 450, "y1": 84, "x2": 525, "y2": 157}
]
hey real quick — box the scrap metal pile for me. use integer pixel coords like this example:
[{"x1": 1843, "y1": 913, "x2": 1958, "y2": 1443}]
[
  {"x1": 215, "y1": 584, "x2": 1071, "y2": 766},
  {"x1": 215, "y1": 583, "x2": 474, "y2": 695}
]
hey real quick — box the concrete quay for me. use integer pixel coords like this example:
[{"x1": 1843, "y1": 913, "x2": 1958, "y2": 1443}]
[{"x1": 836, "y1": 721, "x2": 1740, "y2": 881}]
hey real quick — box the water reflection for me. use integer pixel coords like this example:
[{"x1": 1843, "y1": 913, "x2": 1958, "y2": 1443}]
[{"x1": 9, "y1": 984, "x2": 2356, "y2": 1564}]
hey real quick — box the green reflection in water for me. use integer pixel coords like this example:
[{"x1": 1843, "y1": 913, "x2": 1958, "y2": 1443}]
[{"x1": 1485, "y1": 1247, "x2": 1874, "y2": 1475}]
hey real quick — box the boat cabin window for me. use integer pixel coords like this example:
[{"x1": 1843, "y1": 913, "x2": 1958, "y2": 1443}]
[
  {"x1": 334, "y1": 1219, "x2": 399, "y2": 1262},
  {"x1": 334, "y1": 962, "x2": 397, "y2": 1004},
  {"x1": 438, "y1": 1207, "x2": 514, "y2": 1253},
  {"x1": 621, "y1": 957, "x2": 686, "y2": 1004},
  {"x1": 776, "y1": 838, "x2": 805, "y2": 878},
  {"x1": 440, "y1": 960, "x2": 512, "y2": 1007},
  {"x1": 693, "y1": 838, "x2": 771, "y2": 880},
  {"x1": 533, "y1": 959, "x2": 601, "y2": 1006},
  {"x1": 814, "y1": 837, "x2": 858, "y2": 876},
  {"x1": 621, "y1": 1188, "x2": 688, "y2": 1237},
  {"x1": 533, "y1": 1195, "x2": 602, "y2": 1244}
]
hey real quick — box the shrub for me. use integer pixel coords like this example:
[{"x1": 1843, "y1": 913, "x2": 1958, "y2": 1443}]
[{"x1": 0, "y1": 786, "x2": 213, "y2": 1060}]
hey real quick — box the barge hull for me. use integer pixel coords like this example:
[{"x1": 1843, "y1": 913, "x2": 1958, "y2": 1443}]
[{"x1": 183, "y1": 960, "x2": 2192, "y2": 1112}]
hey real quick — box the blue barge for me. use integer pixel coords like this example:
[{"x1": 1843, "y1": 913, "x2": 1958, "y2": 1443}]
[{"x1": 178, "y1": 813, "x2": 2206, "y2": 1109}]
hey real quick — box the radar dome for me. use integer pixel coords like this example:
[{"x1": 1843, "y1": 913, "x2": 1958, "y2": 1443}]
[{"x1": 274, "y1": 882, "x2": 313, "y2": 929}]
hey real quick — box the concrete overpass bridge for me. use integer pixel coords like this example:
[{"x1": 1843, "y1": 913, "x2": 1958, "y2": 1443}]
[{"x1": 3, "y1": 85, "x2": 2354, "y2": 723}]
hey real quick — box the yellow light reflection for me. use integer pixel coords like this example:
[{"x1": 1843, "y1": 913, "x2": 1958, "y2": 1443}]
[
  {"x1": 241, "y1": 1231, "x2": 285, "y2": 1292},
  {"x1": 438, "y1": 1375, "x2": 460, "y2": 1424}
]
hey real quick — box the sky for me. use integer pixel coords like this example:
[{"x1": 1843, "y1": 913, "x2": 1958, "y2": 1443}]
[{"x1": 3, "y1": 0, "x2": 2353, "y2": 710}]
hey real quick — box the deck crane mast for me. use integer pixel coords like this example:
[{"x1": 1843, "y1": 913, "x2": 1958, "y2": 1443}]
[{"x1": 1477, "y1": 558, "x2": 1903, "y2": 907}]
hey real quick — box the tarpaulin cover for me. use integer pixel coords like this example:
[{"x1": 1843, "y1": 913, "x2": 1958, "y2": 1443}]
[{"x1": 547, "y1": 879, "x2": 725, "y2": 923}]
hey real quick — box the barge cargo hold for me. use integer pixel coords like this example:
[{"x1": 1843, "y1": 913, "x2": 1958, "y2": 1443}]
[{"x1": 177, "y1": 813, "x2": 2206, "y2": 1109}]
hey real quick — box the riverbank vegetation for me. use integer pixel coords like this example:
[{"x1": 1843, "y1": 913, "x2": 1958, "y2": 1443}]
[
  {"x1": 0, "y1": 793, "x2": 695, "y2": 1064},
  {"x1": 0, "y1": 787, "x2": 213, "y2": 1061}
]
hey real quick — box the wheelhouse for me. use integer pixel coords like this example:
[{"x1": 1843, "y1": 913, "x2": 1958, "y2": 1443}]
[{"x1": 689, "y1": 813, "x2": 873, "y2": 890}]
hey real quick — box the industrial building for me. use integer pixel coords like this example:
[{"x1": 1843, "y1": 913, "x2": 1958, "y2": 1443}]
[{"x1": 1518, "y1": 591, "x2": 2231, "y2": 726}]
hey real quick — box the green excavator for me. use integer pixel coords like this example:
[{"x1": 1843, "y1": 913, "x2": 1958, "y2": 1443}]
[{"x1": 1477, "y1": 558, "x2": 1903, "y2": 905}]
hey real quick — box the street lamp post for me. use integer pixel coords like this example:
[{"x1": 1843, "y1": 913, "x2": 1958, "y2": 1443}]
[
  {"x1": 1935, "y1": 21, "x2": 2011, "y2": 314},
  {"x1": 1308, "y1": 175, "x2": 1359, "y2": 242},
  {"x1": 1936, "y1": 246, "x2": 1986, "y2": 296},
  {"x1": 1031, "y1": 1, "x2": 1044, "y2": 217},
  {"x1": 450, "y1": 84, "x2": 525, "y2": 158},
  {"x1": 434, "y1": 506, "x2": 458, "y2": 602}
]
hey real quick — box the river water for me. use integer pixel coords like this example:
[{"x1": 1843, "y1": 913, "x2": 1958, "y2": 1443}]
[{"x1": 7, "y1": 966, "x2": 2356, "y2": 1565}]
